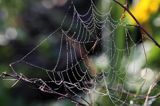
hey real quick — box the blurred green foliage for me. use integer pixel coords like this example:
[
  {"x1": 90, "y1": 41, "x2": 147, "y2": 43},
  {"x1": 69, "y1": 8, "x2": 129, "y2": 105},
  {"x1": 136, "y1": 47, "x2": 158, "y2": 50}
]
[{"x1": 0, "y1": 0, "x2": 160, "y2": 106}]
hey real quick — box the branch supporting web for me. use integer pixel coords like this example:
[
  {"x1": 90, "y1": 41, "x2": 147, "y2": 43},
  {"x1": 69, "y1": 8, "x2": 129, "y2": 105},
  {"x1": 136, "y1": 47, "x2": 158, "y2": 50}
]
[{"x1": 1, "y1": 0, "x2": 156, "y2": 106}]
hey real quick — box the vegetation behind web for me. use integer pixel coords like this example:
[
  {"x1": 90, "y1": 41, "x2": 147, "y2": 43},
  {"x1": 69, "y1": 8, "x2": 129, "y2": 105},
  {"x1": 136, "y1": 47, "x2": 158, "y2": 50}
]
[{"x1": 0, "y1": 0, "x2": 160, "y2": 106}]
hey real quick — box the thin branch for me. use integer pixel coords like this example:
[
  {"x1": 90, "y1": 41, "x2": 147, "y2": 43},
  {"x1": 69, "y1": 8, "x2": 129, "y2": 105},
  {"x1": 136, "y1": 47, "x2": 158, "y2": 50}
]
[
  {"x1": 113, "y1": 0, "x2": 160, "y2": 48},
  {"x1": 0, "y1": 72, "x2": 87, "y2": 106},
  {"x1": 144, "y1": 82, "x2": 157, "y2": 106}
]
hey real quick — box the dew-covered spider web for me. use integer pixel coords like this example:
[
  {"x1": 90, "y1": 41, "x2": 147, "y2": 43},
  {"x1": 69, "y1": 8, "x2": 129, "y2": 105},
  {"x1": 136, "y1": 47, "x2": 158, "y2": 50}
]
[{"x1": 2, "y1": 0, "x2": 157, "y2": 106}]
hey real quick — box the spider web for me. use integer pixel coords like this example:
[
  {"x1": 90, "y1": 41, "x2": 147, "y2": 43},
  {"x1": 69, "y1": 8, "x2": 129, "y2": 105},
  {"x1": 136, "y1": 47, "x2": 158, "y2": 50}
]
[{"x1": 2, "y1": 0, "x2": 152, "y2": 106}]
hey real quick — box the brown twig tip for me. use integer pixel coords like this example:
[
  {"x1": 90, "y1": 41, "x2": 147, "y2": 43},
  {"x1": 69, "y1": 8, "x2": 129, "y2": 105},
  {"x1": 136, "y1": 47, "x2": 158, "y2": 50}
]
[{"x1": 113, "y1": 0, "x2": 160, "y2": 48}]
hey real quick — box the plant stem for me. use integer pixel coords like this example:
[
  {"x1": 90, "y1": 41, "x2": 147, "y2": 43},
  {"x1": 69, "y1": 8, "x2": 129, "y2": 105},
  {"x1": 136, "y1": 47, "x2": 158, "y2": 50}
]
[{"x1": 113, "y1": 0, "x2": 160, "y2": 48}]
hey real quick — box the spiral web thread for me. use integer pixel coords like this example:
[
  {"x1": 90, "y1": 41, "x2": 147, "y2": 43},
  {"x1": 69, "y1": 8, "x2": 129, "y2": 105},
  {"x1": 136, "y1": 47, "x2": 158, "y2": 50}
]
[{"x1": 2, "y1": 0, "x2": 152, "y2": 106}]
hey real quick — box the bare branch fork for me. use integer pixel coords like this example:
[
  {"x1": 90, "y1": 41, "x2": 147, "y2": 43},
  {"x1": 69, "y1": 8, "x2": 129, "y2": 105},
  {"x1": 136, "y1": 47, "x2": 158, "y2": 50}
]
[{"x1": 113, "y1": 0, "x2": 160, "y2": 48}]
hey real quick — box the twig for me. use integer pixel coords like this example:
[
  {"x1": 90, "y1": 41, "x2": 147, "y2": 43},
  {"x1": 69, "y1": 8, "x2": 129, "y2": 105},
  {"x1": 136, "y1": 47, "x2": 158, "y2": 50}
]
[
  {"x1": 113, "y1": 0, "x2": 160, "y2": 48},
  {"x1": 144, "y1": 82, "x2": 156, "y2": 106},
  {"x1": 0, "y1": 72, "x2": 87, "y2": 106}
]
